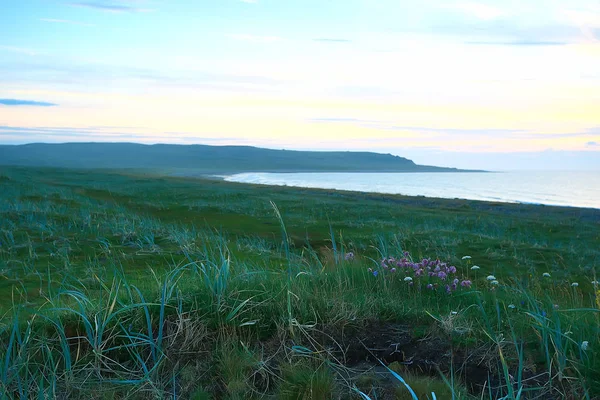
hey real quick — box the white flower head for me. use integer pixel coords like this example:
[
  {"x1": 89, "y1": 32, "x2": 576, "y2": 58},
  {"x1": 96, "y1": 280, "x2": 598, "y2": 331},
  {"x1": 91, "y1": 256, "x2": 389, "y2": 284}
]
[
  {"x1": 451, "y1": 311, "x2": 458, "y2": 315},
  {"x1": 471, "y1": 265, "x2": 481, "y2": 270},
  {"x1": 592, "y1": 280, "x2": 599, "y2": 286},
  {"x1": 581, "y1": 341, "x2": 589, "y2": 351},
  {"x1": 508, "y1": 304, "x2": 516, "y2": 309},
  {"x1": 490, "y1": 280, "x2": 499, "y2": 285},
  {"x1": 542, "y1": 273, "x2": 551, "y2": 278},
  {"x1": 462, "y1": 256, "x2": 472, "y2": 260},
  {"x1": 404, "y1": 277, "x2": 413, "y2": 282},
  {"x1": 486, "y1": 275, "x2": 496, "y2": 281},
  {"x1": 571, "y1": 282, "x2": 579, "y2": 287}
]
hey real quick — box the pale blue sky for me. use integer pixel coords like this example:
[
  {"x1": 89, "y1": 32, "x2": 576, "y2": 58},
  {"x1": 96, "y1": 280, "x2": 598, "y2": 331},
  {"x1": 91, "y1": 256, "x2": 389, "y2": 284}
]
[{"x1": 1, "y1": 0, "x2": 599, "y2": 169}]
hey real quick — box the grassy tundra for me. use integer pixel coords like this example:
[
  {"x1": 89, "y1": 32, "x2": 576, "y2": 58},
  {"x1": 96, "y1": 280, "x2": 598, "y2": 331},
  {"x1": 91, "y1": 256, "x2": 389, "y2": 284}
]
[{"x1": 0, "y1": 166, "x2": 599, "y2": 399}]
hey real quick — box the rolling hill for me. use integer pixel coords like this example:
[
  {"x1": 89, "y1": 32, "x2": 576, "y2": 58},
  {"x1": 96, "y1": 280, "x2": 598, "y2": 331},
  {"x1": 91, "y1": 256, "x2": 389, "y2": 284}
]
[{"x1": 0, "y1": 142, "x2": 474, "y2": 173}]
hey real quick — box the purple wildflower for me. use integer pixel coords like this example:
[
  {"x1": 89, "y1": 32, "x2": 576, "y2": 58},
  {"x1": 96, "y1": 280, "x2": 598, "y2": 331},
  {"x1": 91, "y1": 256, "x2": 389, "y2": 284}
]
[
  {"x1": 391, "y1": 268, "x2": 396, "y2": 273},
  {"x1": 426, "y1": 284, "x2": 434, "y2": 290},
  {"x1": 437, "y1": 271, "x2": 447, "y2": 280},
  {"x1": 449, "y1": 266, "x2": 457, "y2": 274},
  {"x1": 373, "y1": 270, "x2": 379, "y2": 277},
  {"x1": 344, "y1": 252, "x2": 355, "y2": 261}
]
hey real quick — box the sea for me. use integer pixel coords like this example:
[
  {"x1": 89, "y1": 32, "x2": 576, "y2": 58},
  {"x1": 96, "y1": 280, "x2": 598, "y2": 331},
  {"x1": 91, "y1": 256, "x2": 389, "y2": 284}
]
[{"x1": 223, "y1": 171, "x2": 600, "y2": 209}]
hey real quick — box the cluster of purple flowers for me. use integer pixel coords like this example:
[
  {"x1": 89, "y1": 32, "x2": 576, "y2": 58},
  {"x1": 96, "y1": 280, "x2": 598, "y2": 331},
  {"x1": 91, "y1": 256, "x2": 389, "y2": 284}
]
[{"x1": 369, "y1": 252, "x2": 472, "y2": 293}]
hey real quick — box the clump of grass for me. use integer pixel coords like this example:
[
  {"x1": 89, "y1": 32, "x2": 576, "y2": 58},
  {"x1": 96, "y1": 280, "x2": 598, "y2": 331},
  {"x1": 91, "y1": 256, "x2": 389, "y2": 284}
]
[
  {"x1": 277, "y1": 361, "x2": 336, "y2": 400},
  {"x1": 217, "y1": 339, "x2": 263, "y2": 399}
]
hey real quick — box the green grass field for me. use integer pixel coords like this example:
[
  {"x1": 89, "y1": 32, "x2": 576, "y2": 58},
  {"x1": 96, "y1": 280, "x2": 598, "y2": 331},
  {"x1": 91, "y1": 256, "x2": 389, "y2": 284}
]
[{"x1": 1, "y1": 166, "x2": 599, "y2": 399}]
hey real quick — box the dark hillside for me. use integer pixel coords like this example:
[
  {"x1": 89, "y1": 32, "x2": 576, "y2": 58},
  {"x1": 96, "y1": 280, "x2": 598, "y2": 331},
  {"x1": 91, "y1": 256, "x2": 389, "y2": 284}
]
[{"x1": 0, "y1": 142, "x2": 475, "y2": 172}]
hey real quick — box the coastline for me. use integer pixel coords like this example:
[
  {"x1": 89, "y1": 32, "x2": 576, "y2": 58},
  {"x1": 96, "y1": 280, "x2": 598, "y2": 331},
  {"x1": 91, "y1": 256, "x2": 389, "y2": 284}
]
[{"x1": 218, "y1": 171, "x2": 600, "y2": 211}]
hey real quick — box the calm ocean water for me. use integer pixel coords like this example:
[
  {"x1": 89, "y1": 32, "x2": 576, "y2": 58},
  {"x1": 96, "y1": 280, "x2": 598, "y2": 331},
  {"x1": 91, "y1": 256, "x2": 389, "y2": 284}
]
[{"x1": 224, "y1": 171, "x2": 600, "y2": 209}]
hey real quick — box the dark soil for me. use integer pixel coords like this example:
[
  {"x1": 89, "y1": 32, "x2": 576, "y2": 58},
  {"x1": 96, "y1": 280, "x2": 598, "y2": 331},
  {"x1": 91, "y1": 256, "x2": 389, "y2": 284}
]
[{"x1": 282, "y1": 322, "x2": 563, "y2": 399}]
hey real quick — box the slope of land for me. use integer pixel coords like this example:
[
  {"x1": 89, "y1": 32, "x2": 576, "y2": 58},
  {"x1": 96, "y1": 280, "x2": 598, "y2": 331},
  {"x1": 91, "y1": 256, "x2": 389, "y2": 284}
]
[
  {"x1": 0, "y1": 142, "x2": 476, "y2": 172},
  {"x1": 0, "y1": 166, "x2": 598, "y2": 399}
]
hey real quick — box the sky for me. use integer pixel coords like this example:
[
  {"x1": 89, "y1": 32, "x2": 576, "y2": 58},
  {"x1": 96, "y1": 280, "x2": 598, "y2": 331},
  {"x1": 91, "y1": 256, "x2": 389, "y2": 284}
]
[{"x1": 1, "y1": 0, "x2": 599, "y2": 170}]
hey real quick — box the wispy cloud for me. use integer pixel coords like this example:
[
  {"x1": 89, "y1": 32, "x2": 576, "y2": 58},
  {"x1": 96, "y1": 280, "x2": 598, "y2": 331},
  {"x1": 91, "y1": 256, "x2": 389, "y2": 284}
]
[
  {"x1": 515, "y1": 128, "x2": 600, "y2": 139},
  {"x1": 40, "y1": 18, "x2": 95, "y2": 26},
  {"x1": 313, "y1": 38, "x2": 351, "y2": 43},
  {"x1": 309, "y1": 118, "x2": 530, "y2": 136},
  {"x1": 0, "y1": 126, "x2": 139, "y2": 135},
  {"x1": 309, "y1": 118, "x2": 378, "y2": 123},
  {"x1": 0, "y1": 45, "x2": 38, "y2": 56},
  {"x1": 466, "y1": 40, "x2": 568, "y2": 46},
  {"x1": 0, "y1": 125, "x2": 159, "y2": 141},
  {"x1": 0, "y1": 60, "x2": 283, "y2": 94},
  {"x1": 0, "y1": 99, "x2": 57, "y2": 107},
  {"x1": 69, "y1": 2, "x2": 153, "y2": 13},
  {"x1": 309, "y1": 118, "x2": 430, "y2": 133},
  {"x1": 240, "y1": 0, "x2": 258, "y2": 3},
  {"x1": 406, "y1": 4, "x2": 590, "y2": 46},
  {"x1": 0, "y1": 125, "x2": 250, "y2": 145},
  {"x1": 226, "y1": 34, "x2": 282, "y2": 43},
  {"x1": 392, "y1": 126, "x2": 527, "y2": 135},
  {"x1": 310, "y1": 120, "x2": 600, "y2": 144},
  {"x1": 452, "y1": 2, "x2": 506, "y2": 21}
]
